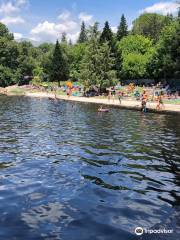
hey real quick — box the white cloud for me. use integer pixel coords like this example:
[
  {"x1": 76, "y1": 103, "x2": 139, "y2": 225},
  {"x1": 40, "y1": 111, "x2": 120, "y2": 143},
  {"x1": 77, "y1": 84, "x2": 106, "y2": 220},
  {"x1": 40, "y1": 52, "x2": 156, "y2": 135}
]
[
  {"x1": 13, "y1": 32, "x2": 23, "y2": 39},
  {"x1": 58, "y1": 10, "x2": 71, "y2": 21},
  {"x1": 141, "y1": 1, "x2": 180, "y2": 15},
  {"x1": 16, "y1": 0, "x2": 27, "y2": 7},
  {"x1": 0, "y1": 2, "x2": 18, "y2": 15},
  {"x1": 0, "y1": 0, "x2": 28, "y2": 26},
  {"x1": 30, "y1": 10, "x2": 92, "y2": 43},
  {"x1": 111, "y1": 26, "x2": 117, "y2": 33},
  {"x1": 0, "y1": 0, "x2": 28, "y2": 14},
  {"x1": 78, "y1": 12, "x2": 93, "y2": 23},
  {"x1": 0, "y1": 16, "x2": 25, "y2": 25},
  {"x1": 67, "y1": 31, "x2": 80, "y2": 43},
  {"x1": 30, "y1": 19, "x2": 78, "y2": 42},
  {"x1": 128, "y1": 24, "x2": 133, "y2": 31},
  {"x1": 31, "y1": 21, "x2": 56, "y2": 35}
]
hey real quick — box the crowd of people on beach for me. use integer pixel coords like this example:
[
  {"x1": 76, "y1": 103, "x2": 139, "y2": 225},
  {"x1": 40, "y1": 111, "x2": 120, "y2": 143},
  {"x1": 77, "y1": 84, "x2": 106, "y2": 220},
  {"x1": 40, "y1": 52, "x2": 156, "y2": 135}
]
[
  {"x1": 46, "y1": 81, "x2": 179, "y2": 112},
  {"x1": 106, "y1": 88, "x2": 165, "y2": 112},
  {"x1": 140, "y1": 90, "x2": 164, "y2": 112},
  {"x1": 104, "y1": 82, "x2": 179, "y2": 111}
]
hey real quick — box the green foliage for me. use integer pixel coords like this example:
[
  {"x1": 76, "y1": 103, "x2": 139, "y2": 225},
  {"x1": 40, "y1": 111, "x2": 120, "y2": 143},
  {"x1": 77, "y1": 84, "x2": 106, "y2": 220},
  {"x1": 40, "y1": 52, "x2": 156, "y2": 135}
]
[
  {"x1": 118, "y1": 35, "x2": 155, "y2": 79},
  {"x1": 118, "y1": 35, "x2": 154, "y2": 55},
  {"x1": 38, "y1": 43, "x2": 54, "y2": 53},
  {"x1": 32, "y1": 66, "x2": 44, "y2": 85},
  {"x1": 0, "y1": 65, "x2": 16, "y2": 87},
  {"x1": 79, "y1": 32, "x2": 117, "y2": 89},
  {"x1": 0, "y1": 38, "x2": 19, "y2": 69},
  {"x1": 0, "y1": 12, "x2": 179, "y2": 88},
  {"x1": 61, "y1": 32, "x2": 67, "y2": 43},
  {"x1": 132, "y1": 13, "x2": 173, "y2": 42},
  {"x1": 17, "y1": 41, "x2": 37, "y2": 83},
  {"x1": 0, "y1": 22, "x2": 13, "y2": 40},
  {"x1": 89, "y1": 22, "x2": 100, "y2": 39},
  {"x1": 97, "y1": 42, "x2": 117, "y2": 88},
  {"x1": 50, "y1": 40, "x2": 69, "y2": 85},
  {"x1": 150, "y1": 20, "x2": 180, "y2": 79},
  {"x1": 78, "y1": 21, "x2": 88, "y2": 43},
  {"x1": 117, "y1": 14, "x2": 128, "y2": 41},
  {"x1": 0, "y1": 24, "x2": 19, "y2": 86},
  {"x1": 69, "y1": 43, "x2": 87, "y2": 80},
  {"x1": 122, "y1": 54, "x2": 149, "y2": 78},
  {"x1": 100, "y1": 21, "x2": 113, "y2": 45}
]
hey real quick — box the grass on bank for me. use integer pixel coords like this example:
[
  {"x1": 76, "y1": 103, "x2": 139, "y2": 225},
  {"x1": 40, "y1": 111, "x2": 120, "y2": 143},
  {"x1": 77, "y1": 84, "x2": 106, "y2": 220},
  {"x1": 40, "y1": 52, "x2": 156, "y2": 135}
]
[
  {"x1": 164, "y1": 99, "x2": 180, "y2": 105},
  {"x1": 9, "y1": 88, "x2": 25, "y2": 95}
]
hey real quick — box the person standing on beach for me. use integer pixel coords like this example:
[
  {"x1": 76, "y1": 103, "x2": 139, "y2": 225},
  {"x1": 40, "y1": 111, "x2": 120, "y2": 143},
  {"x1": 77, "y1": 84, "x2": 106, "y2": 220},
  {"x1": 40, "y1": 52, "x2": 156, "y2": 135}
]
[
  {"x1": 67, "y1": 88, "x2": 71, "y2": 98},
  {"x1": 141, "y1": 90, "x2": 148, "y2": 112},
  {"x1": 53, "y1": 86, "x2": 57, "y2": 99},
  {"x1": 112, "y1": 90, "x2": 115, "y2": 102},
  {"x1": 156, "y1": 93, "x2": 164, "y2": 110},
  {"x1": 118, "y1": 91, "x2": 122, "y2": 104},
  {"x1": 108, "y1": 91, "x2": 111, "y2": 102}
]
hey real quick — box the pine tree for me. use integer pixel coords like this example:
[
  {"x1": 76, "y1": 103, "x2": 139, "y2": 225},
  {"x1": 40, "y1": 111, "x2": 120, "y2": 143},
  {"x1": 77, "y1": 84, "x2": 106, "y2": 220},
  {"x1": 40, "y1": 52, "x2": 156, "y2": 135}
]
[
  {"x1": 117, "y1": 14, "x2": 128, "y2": 41},
  {"x1": 79, "y1": 32, "x2": 117, "y2": 90},
  {"x1": 98, "y1": 42, "x2": 117, "y2": 89},
  {"x1": 100, "y1": 21, "x2": 113, "y2": 44},
  {"x1": 89, "y1": 22, "x2": 100, "y2": 39},
  {"x1": 61, "y1": 32, "x2": 67, "y2": 43},
  {"x1": 78, "y1": 21, "x2": 88, "y2": 43},
  {"x1": 50, "y1": 40, "x2": 69, "y2": 86},
  {"x1": 68, "y1": 39, "x2": 73, "y2": 46},
  {"x1": 178, "y1": 7, "x2": 180, "y2": 20}
]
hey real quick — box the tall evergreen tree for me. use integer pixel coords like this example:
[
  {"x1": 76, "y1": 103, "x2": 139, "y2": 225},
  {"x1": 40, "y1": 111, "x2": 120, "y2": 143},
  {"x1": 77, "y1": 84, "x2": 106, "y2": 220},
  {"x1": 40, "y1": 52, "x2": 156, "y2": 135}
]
[
  {"x1": 61, "y1": 32, "x2": 67, "y2": 43},
  {"x1": 78, "y1": 21, "x2": 88, "y2": 43},
  {"x1": 80, "y1": 30, "x2": 117, "y2": 90},
  {"x1": 178, "y1": 7, "x2": 180, "y2": 19},
  {"x1": 89, "y1": 22, "x2": 100, "y2": 39},
  {"x1": 68, "y1": 39, "x2": 73, "y2": 46},
  {"x1": 100, "y1": 21, "x2": 113, "y2": 44},
  {"x1": 117, "y1": 14, "x2": 128, "y2": 41},
  {"x1": 50, "y1": 40, "x2": 69, "y2": 86}
]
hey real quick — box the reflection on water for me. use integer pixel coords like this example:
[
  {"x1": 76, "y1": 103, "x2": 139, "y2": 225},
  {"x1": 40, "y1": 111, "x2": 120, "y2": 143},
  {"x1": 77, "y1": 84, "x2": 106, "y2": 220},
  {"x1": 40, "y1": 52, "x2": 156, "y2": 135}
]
[
  {"x1": 0, "y1": 95, "x2": 179, "y2": 240},
  {"x1": 22, "y1": 202, "x2": 72, "y2": 229}
]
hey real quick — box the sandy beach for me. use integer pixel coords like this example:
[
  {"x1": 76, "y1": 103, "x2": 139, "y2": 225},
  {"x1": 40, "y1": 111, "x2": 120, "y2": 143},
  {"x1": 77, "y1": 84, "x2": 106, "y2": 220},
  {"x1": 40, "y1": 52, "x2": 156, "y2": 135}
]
[
  {"x1": 22, "y1": 91, "x2": 180, "y2": 114},
  {"x1": 1, "y1": 87, "x2": 179, "y2": 114}
]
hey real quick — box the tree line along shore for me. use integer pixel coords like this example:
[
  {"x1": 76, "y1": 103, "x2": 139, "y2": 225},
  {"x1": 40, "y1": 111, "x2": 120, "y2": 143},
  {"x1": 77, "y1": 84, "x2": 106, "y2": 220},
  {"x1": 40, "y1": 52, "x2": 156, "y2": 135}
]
[{"x1": 0, "y1": 10, "x2": 180, "y2": 92}]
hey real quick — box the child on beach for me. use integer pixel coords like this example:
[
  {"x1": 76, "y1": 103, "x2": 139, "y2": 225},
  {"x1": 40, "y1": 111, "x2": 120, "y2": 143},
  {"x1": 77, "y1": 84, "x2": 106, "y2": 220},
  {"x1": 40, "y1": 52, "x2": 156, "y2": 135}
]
[
  {"x1": 67, "y1": 88, "x2": 72, "y2": 98},
  {"x1": 156, "y1": 94, "x2": 164, "y2": 110},
  {"x1": 108, "y1": 91, "x2": 111, "y2": 102}
]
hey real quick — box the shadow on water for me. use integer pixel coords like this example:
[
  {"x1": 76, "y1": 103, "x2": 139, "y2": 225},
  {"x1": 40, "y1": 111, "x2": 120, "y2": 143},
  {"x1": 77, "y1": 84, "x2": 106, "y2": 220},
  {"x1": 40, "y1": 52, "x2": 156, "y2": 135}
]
[
  {"x1": 0, "y1": 162, "x2": 14, "y2": 169},
  {"x1": 0, "y1": 95, "x2": 179, "y2": 240}
]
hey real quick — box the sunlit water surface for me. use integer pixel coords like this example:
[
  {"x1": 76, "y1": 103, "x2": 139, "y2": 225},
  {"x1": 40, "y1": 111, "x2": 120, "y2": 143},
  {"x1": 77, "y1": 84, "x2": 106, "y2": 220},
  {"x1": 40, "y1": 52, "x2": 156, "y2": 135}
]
[{"x1": 0, "y1": 95, "x2": 179, "y2": 240}]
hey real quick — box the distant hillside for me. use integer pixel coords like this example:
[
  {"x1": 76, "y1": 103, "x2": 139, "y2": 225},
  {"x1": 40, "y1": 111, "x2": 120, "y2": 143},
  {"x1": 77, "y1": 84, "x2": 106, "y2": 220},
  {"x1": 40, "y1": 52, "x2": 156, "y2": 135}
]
[{"x1": 16, "y1": 38, "x2": 42, "y2": 47}]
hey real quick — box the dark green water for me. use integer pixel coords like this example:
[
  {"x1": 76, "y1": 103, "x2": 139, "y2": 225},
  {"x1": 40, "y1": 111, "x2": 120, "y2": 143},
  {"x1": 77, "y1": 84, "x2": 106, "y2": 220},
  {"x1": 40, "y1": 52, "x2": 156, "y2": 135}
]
[{"x1": 0, "y1": 95, "x2": 179, "y2": 240}]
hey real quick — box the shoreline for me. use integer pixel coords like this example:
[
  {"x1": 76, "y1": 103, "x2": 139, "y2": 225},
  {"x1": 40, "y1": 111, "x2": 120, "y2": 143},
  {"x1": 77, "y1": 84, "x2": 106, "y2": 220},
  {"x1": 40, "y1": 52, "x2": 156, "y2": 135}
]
[{"x1": 1, "y1": 91, "x2": 180, "y2": 115}]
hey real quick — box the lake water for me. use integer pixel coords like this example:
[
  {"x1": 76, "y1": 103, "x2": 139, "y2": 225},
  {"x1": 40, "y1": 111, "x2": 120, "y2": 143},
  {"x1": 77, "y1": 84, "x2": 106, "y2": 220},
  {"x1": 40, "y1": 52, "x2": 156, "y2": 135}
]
[{"x1": 0, "y1": 95, "x2": 179, "y2": 240}]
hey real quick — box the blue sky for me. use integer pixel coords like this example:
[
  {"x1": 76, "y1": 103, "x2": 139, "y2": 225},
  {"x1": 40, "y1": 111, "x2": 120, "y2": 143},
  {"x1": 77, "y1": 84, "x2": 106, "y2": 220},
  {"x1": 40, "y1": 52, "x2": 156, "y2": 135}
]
[{"x1": 0, "y1": 0, "x2": 179, "y2": 42}]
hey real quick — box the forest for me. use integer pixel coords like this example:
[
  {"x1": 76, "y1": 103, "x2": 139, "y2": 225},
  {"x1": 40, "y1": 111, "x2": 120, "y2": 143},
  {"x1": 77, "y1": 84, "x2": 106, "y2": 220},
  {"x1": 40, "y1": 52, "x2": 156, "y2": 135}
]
[{"x1": 0, "y1": 11, "x2": 180, "y2": 88}]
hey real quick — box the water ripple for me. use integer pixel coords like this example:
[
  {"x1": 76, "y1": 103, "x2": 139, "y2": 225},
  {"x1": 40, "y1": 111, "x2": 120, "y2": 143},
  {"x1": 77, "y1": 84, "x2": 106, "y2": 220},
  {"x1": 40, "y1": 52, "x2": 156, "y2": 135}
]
[{"x1": 0, "y1": 95, "x2": 180, "y2": 239}]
